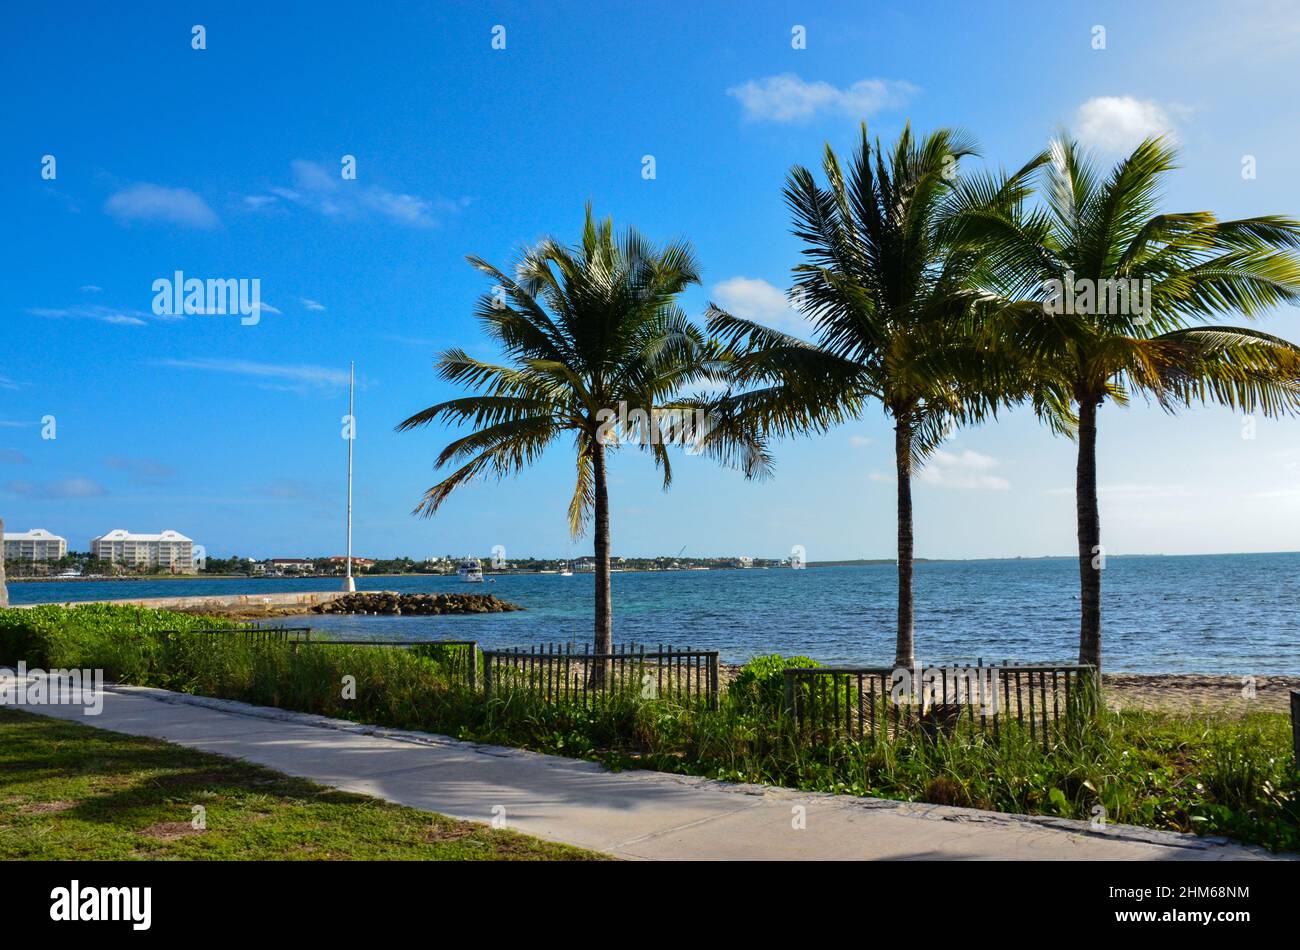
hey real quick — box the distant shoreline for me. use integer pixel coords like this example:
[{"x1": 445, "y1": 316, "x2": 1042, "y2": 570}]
[{"x1": 9, "y1": 550, "x2": 1300, "y2": 584}]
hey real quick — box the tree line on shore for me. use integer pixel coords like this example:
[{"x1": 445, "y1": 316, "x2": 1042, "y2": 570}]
[{"x1": 399, "y1": 124, "x2": 1300, "y2": 672}]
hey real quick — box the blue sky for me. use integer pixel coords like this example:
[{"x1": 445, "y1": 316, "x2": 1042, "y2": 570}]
[{"x1": 3, "y1": 0, "x2": 1300, "y2": 561}]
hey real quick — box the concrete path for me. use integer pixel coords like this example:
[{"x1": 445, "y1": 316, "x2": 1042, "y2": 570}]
[{"x1": 8, "y1": 676, "x2": 1288, "y2": 861}]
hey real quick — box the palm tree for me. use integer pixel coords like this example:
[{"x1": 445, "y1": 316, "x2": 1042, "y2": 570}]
[
  {"x1": 707, "y1": 124, "x2": 1024, "y2": 667},
  {"x1": 397, "y1": 206, "x2": 763, "y2": 662},
  {"x1": 953, "y1": 136, "x2": 1300, "y2": 669}
]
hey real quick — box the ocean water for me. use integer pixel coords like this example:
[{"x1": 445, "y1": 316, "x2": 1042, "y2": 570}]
[{"x1": 10, "y1": 554, "x2": 1299, "y2": 674}]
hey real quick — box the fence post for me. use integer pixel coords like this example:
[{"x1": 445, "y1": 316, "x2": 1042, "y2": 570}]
[
  {"x1": 467, "y1": 641, "x2": 477, "y2": 690},
  {"x1": 783, "y1": 669, "x2": 795, "y2": 718},
  {"x1": 1291, "y1": 691, "x2": 1299, "y2": 771},
  {"x1": 709, "y1": 652, "x2": 719, "y2": 710},
  {"x1": 482, "y1": 652, "x2": 493, "y2": 702}
]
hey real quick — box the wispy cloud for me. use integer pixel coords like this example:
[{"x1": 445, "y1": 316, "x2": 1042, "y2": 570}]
[
  {"x1": 1074, "y1": 96, "x2": 1179, "y2": 153},
  {"x1": 711, "y1": 276, "x2": 813, "y2": 337},
  {"x1": 246, "y1": 160, "x2": 466, "y2": 228},
  {"x1": 250, "y1": 478, "x2": 324, "y2": 501},
  {"x1": 154, "y1": 358, "x2": 350, "y2": 390},
  {"x1": 105, "y1": 455, "x2": 176, "y2": 482},
  {"x1": 849, "y1": 435, "x2": 873, "y2": 448},
  {"x1": 300, "y1": 298, "x2": 326, "y2": 312},
  {"x1": 918, "y1": 450, "x2": 1010, "y2": 490},
  {"x1": 4, "y1": 477, "x2": 107, "y2": 500},
  {"x1": 104, "y1": 183, "x2": 220, "y2": 229},
  {"x1": 80, "y1": 285, "x2": 103, "y2": 293},
  {"x1": 0, "y1": 449, "x2": 29, "y2": 465},
  {"x1": 727, "y1": 74, "x2": 917, "y2": 122},
  {"x1": 27, "y1": 304, "x2": 154, "y2": 327},
  {"x1": 0, "y1": 375, "x2": 20, "y2": 391}
]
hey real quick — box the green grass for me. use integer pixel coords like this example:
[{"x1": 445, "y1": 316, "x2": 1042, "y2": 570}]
[
  {"x1": 0, "y1": 708, "x2": 601, "y2": 860},
  {"x1": 3, "y1": 603, "x2": 1297, "y2": 853}
]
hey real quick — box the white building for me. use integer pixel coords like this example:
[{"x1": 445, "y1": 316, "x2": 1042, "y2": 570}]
[
  {"x1": 3, "y1": 528, "x2": 68, "y2": 562},
  {"x1": 264, "y1": 557, "x2": 313, "y2": 574},
  {"x1": 91, "y1": 529, "x2": 195, "y2": 573}
]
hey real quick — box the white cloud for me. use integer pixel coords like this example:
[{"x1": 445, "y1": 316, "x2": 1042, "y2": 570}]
[
  {"x1": 849, "y1": 435, "x2": 872, "y2": 448},
  {"x1": 918, "y1": 450, "x2": 1009, "y2": 490},
  {"x1": 80, "y1": 285, "x2": 103, "y2": 293},
  {"x1": 1074, "y1": 96, "x2": 1177, "y2": 153},
  {"x1": 727, "y1": 74, "x2": 917, "y2": 122},
  {"x1": 104, "y1": 184, "x2": 220, "y2": 229},
  {"x1": 300, "y1": 298, "x2": 326, "y2": 312},
  {"x1": 154, "y1": 358, "x2": 349, "y2": 390},
  {"x1": 712, "y1": 276, "x2": 813, "y2": 337},
  {"x1": 245, "y1": 160, "x2": 465, "y2": 228},
  {"x1": 27, "y1": 304, "x2": 151, "y2": 327}
]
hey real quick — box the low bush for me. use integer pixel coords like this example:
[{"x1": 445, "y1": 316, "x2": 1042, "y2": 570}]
[{"x1": 729, "y1": 653, "x2": 822, "y2": 712}]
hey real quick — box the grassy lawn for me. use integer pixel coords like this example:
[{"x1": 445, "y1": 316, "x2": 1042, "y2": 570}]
[{"x1": 0, "y1": 708, "x2": 601, "y2": 861}]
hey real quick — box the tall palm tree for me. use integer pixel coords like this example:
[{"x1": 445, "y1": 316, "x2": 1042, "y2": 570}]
[
  {"x1": 953, "y1": 136, "x2": 1300, "y2": 669},
  {"x1": 707, "y1": 124, "x2": 1025, "y2": 667},
  {"x1": 398, "y1": 206, "x2": 763, "y2": 661}
]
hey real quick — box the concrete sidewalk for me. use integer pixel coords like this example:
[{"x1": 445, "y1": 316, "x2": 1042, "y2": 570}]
[{"x1": 8, "y1": 677, "x2": 1288, "y2": 861}]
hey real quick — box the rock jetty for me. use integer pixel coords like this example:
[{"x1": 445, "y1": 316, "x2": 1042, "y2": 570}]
[{"x1": 314, "y1": 591, "x2": 522, "y2": 616}]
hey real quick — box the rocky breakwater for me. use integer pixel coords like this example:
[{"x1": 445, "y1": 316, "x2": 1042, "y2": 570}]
[{"x1": 313, "y1": 591, "x2": 523, "y2": 616}]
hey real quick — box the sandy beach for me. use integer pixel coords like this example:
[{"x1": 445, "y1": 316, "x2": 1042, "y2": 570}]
[{"x1": 1102, "y1": 673, "x2": 1298, "y2": 714}]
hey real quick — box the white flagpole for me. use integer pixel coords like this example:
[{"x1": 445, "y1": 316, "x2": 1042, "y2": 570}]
[{"x1": 344, "y1": 361, "x2": 356, "y2": 593}]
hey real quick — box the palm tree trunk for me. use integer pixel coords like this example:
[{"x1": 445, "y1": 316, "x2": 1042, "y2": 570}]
[
  {"x1": 1076, "y1": 397, "x2": 1102, "y2": 670},
  {"x1": 894, "y1": 417, "x2": 915, "y2": 668},
  {"x1": 591, "y1": 441, "x2": 613, "y2": 682}
]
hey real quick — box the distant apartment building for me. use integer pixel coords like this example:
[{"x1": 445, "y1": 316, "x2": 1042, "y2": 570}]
[
  {"x1": 3, "y1": 528, "x2": 68, "y2": 562},
  {"x1": 91, "y1": 529, "x2": 195, "y2": 573}
]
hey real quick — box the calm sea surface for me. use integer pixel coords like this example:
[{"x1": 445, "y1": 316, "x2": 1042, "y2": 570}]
[{"x1": 10, "y1": 554, "x2": 1299, "y2": 674}]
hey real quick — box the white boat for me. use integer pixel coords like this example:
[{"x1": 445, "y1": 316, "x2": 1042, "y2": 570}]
[
  {"x1": 457, "y1": 557, "x2": 484, "y2": 583},
  {"x1": 559, "y1": 559, "x2": 574, "y2": 576}
]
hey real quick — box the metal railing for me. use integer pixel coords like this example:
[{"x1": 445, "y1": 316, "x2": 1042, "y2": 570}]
[
  {"x1": 783, "y1": 661, "x2": 1099, "y2": 748},
  {"x1": 158, "y1": 625, "x2": 313, "y2": 645},
  {"x1": 482, "y1": 642, "x2": 719, "y2": 709},
  {"x1": 1291, "y1": 690, "x2": 1299, "y2": 768}
]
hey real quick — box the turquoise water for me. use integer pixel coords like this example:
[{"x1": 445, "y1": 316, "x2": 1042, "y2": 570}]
[{"x1": 9, "y1": 554, "x2": 1299, "y2": 673}]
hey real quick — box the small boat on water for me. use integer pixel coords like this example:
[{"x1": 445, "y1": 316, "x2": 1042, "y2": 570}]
[
  {"x1": 559, "y1": 560, "x2": 574, "y2": 576},
  {"x1": 457, "y1": 557, "x2": 484, "y2": 583}
]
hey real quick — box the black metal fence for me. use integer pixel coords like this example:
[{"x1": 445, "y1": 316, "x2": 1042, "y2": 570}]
[
  {"x1": 482, "y1": 642, "x2": 720, "y2": 709},
  {"x1": 160, "y1": 625, "x2": 314, "y2": 645},
  {"x1": 1291, "y1": 690, "x2": 1299, "y2": 768},
  {"x1": 160, "y1": 624, "x2": 1097, "y2": 746},
  {"x1": 783, "y1": 661, "x2": 1099, "y2": 749}
]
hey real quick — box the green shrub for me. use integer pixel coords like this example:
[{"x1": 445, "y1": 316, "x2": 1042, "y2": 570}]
[{"x1": 729, "y1": 653, "x2": 822, "y2": 712}]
